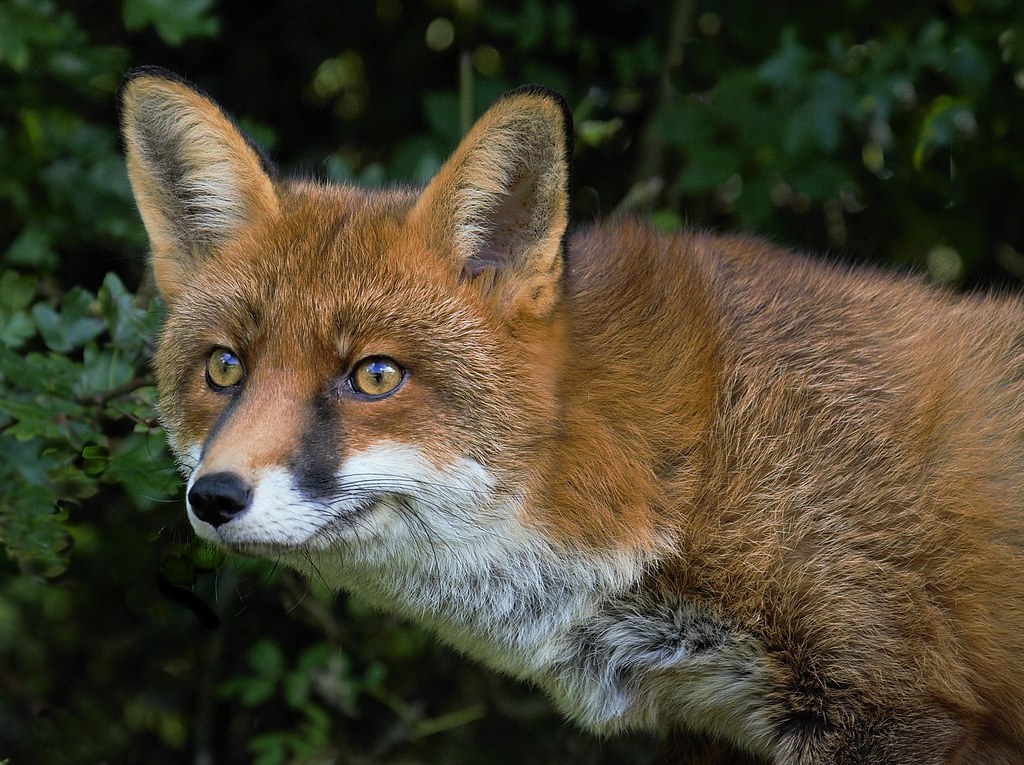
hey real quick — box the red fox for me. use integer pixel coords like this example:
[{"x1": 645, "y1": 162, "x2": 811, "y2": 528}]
[{"x1": 119, "y1": 67, "x2": 1024, "y2": 763}]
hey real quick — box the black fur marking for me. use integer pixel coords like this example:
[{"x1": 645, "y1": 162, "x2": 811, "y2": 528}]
[
  {"x1": 290, "y1": 392, "x2": 343, "y2": 500},
  {"x1": 200, "y1": 387, "x2": 244, "y2": 461}
]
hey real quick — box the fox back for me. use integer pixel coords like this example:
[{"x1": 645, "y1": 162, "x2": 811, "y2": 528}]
[{"x1": 120, "y1": 68, "x2": 1024, "y2": 764}]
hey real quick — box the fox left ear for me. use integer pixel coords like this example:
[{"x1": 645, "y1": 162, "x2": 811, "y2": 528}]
[
  {"x1": 409, "y1": 86, "x2": 573, "y2": 318},
  {"x1": 118, "y1": 67, "x2": 279, "y2": 303}
]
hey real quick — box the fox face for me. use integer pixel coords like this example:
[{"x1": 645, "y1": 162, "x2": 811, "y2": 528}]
[{"x1": 157, "y1": 186, "x2": 554, "y2": 555}]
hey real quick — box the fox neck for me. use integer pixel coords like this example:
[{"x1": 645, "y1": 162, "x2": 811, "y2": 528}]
[
  {"x1": 535, "y1": 223, "x2": 720, "y2": 559},
  {"x1": 291, "y1": 513, "x2": 646, "y2": 675}
]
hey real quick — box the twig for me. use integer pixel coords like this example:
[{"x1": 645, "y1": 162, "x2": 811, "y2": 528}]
[
  {"x1": 193, "y1": 566, "x2": 241, "y2": 765},
  {"x1": 629, "y1": 0, "x2": 696, "y2": 198},
  {"x1": 79, "y1": 374, "x2": 155, "y2": 407}
]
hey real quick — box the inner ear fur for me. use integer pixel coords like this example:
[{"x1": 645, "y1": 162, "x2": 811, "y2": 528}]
[
  {"x1": 118, "y1": 67, "x2": 279, "y2": 302},
  {"x1": 410, "y1": 86, "x2": 573, "y2": 318}
]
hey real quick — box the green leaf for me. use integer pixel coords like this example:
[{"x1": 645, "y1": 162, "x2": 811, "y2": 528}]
[
  {"x1": 913, "y1": 96, "x2": 975, "y2": 169},
  {"x1": 759, "y1": 27, "x2": 812, "y2": 90},
  {"x1": 0, "y1": 347, "x2": 80, "y2": 398},
  {"x1": 655, "y1": 101, "x2": 715, "y2": 148},
  {"x1": 388, "y1": 135, "x2": 445, "y2": 183},
  {"x1": 577, "y1": 117, "x2": 623, "y2": 148},
  {"x1": 80, "y1": 442, "x2": 109, "y2": 476},
  {"x1": 121, "y1": 0, "x2": 219, "y2": 46},
  {"x1": 0, "y1": 397, "x2": 68, "y2": 442},
  {"x1": 299, "y1": 702, "x2": 331, "y2": 741},
  {"x1": 97, "y1": 272, "x2": 136, "y2": 344},
  {"x1": 0, "y1": 309, "x2": 35, "y2": 349},
  {"x1": 0, "y1": 435, "x2": 63, "y2": 488},
  {"x1": 946, "y1": 36, "x2": 993, "y2": 92},
  {"x1": 5, "y1": 225, "x2": 57, "y2": 269},
  {"x1": 483, "y1": 0, "x2": 546, "y2": 50},
  {"x1": 0, "y1": 482, "x2": 71, "y2": 578},
  {"x1": 708, "y1": 70, "x2": 779, "y2": 148},
  {"x1": 422, "y1": 91, "x2": 462, "y2": 146},
  {"x1": 249, "y1": 733, "x2": 289, "y2": 765},
  {"x1": 0, "y1": 271, "x2": 36, "y2": 311},
  {"x1": 249, "y1": 640, "x2": 285, "y2": 677},
  {"x1": 239, "y1": 676, "x2": 278, "y2": 707},
  {"x1": 161, "y1": 553, "x2": 194, "y2": 588},
  {"x1": 297, "y1": 643, "x2": 333, "y2": 673},
  {"x1": 282, "y1": 669, "x2": 311, "y2": 709},
  {"x1": 733, "y1": 173, "x2": 779, "y2": 229},
  {"x1": 788, "y1": 163, "x2": 848, "y2": 201},
  {"x1": 75, "y1": 344, "x2": 135, "y2": 398},
  {"x1": 783, "y1": 72, "x2": 853, "y2": 154},
  {"x1": 0, "y1": 0, "x2": 78, "y2": 73},
  {"x1": 611, "y1": 37, "x2": 659, "y2": 85},
  {"x1": 106, "y1": 432, "x2": 177, "y2": 510},
  {"x1": 32, "y1": 287, "x2": 104, "y2": 354},
  {"x1": 649, "y1": 209, "x2": 683, "y2": 232},
  {"x1": 189, "y1": 540, "x2": 225, "y2": 570},
  {"x1": 677, "y1": 145, "x2": 742, "y2": 193}
]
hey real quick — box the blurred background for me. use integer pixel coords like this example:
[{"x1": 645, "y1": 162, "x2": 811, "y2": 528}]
[{"x1": 2, "y1": 0, "x2": 1023, "y2": 762}]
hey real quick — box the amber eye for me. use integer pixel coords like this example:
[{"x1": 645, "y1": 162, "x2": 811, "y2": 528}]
[
  {"x1": 350, "y1": 356, "x2": 404, "y2": 397},
  {"x1": 205, "y1": 348, "x2": 245, "y2": 389}
]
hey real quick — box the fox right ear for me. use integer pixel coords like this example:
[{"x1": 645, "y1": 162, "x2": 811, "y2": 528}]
[
  {"x1": 118, "y1": 67, "x2": 279, "y2": 302},
  {"x1": 408, "y1": 86, "x2": 573, "y2": 319}
]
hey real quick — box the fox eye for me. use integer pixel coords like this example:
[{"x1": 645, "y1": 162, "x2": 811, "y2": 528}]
[
  {"x1": 350, "y1": 356, "x2": 404, "y2": 398},
  {"x1": 206, "y1": 348, "x2": 245, "y2": 390}
]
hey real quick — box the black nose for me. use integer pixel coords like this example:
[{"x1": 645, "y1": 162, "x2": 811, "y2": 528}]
[{"x1": 188, "y1": 472, "x2": 252, "y2": 527}]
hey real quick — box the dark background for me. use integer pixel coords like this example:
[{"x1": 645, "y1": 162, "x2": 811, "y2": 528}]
[{"x1": 2, "y1": 0, "x2": 1023, "y2": 762}]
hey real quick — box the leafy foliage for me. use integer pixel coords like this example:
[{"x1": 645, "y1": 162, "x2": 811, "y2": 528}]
[
  {"x1": 2, "y1": 0, "x2": 1023, "y2": 762},
  {"x1": 0, "y1": 270, "x2": 171, "y2": 576},
  {"x1": 122, "y1": 0, "x2": 219, "y2": 46}
]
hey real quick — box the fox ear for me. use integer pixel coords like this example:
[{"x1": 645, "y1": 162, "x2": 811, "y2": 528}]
[
  {"x1": 409, "y1": 86, "x2": 573, "y2": 317},
  {"x1": 118, "y1": 67, "x2": 279, "y2": 302}
]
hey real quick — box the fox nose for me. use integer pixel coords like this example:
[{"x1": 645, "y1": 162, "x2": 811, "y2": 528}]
[{"x1": 188, "y1": 472, "x2": 252, "y2": 527}]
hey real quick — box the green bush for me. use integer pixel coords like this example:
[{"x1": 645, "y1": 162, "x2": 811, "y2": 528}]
[{"x1": 2, "y1": 0, "x2": 1023, "y2": 762}]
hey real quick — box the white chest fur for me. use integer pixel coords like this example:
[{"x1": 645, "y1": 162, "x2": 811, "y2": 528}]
[{"x1": 189, "y1": 440, "x2": 775, "y2": 755}]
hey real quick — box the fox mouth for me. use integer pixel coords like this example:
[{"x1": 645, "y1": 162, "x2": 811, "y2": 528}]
[
  {"x1": 210, "y1": 495, "x2": 387, "y2": 557},
  {"x1": 228, "y1": 540, "x2": 308, "y2": 558},
  {"x1": 319, "y1": 495, "x2": 388, "y2": 537}
]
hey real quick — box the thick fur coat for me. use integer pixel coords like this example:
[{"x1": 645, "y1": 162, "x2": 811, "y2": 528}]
[{"x1": 120, "y1": 68, "x2": 1024, "y2": 763}]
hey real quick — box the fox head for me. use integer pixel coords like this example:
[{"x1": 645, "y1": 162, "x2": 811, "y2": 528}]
[{"x1": 119, "y1": 66, "x2": 574, "y2": 543}]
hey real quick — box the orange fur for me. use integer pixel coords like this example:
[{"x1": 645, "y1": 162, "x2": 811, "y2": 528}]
[{"x1": 120, "y1": 69, "x2": 1024, "y2": 763}]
